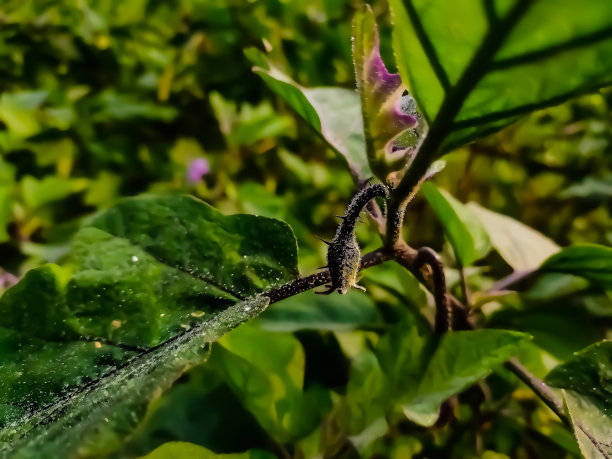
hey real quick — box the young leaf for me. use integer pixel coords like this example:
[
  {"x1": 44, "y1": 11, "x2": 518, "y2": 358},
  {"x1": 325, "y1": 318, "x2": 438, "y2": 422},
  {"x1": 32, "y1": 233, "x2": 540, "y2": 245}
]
[
  {"x1": 402, "y1": 330, "x2": 530, "y2": 426},
  {"x1": 545, "y1": 341, "x2": 612, "y2": 458},
  {"x1": 390, "y1": 0, "x2": 612, "y2": 153},
  {"x1": 421, "y1": 182, "x2": 490, "y2": 266},
  {"x1": 0, "y1": 195, "x2": 299, "y2": 457},
  {"x1": 467, "y1": 202, "x2": 559, "y2": 271},
  {"x1": 245, "y1": 48, "x2": 371, "y2": 181},
  {"x1": 353, "y1": 5, "x2": 425, "y2": 181}
]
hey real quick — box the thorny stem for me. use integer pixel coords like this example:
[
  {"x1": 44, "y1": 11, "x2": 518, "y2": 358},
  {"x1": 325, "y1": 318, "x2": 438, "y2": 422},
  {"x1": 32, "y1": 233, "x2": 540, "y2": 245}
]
[{"x1": 263, "y1": 248, "x2": 392, "y2": 304}]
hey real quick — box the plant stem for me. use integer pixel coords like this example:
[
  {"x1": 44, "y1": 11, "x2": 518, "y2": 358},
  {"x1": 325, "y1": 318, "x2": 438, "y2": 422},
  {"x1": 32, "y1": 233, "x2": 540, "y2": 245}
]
[
  {"x1": 263, "y1": 247, "x2": 392, "y2": 304},
  {"x1": 504, "y1": 357, "x2": 570, "y2": 427},
  {"x1": 414, "y1": 247, "x2": 451, "y2": 333}
]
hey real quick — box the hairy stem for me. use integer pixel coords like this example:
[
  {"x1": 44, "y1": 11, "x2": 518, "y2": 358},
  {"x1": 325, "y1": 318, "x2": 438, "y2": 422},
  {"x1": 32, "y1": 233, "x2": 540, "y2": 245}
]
[{"x1": 263, "y1": 248, "x2": 392, "y2": 304}]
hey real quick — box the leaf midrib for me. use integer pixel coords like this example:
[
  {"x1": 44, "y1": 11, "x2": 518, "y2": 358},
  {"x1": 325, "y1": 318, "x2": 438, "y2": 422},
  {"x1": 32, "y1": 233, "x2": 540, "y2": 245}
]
[{"x1": 395, "y1": 0, "x2": 532, "y2": 197}]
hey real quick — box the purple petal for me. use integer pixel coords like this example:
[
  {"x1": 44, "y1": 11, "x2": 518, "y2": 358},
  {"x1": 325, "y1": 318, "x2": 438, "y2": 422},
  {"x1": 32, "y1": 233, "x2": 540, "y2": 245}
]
[
  {"x1": 0, "y1": 272, "x2": 18, "y2": 289},
  {"x1": 187, "y1": 158, "x2": 210, "y2": 183},
  {"x1": 366, "y1": 39, "x2": 402, "y2": 94}
]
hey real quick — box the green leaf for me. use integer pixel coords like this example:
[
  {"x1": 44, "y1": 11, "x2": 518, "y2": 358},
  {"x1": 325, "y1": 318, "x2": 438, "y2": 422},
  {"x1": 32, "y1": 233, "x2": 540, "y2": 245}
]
[
  {"x1": 141, "y1": 442, "x2": 275, "y2": 459},
  {"x1": 245, "y1": 48, "x2": 371, "y2": 181},
  {"x1": 563, "y1": 390, "x2": 612, "y2": 459},
  {"x1": 210, "y1": 323, "x2": 326, "y2": 442},
  {"x1": 353, "y1": 5, "x2": 425, "y2": 180},
  {"x1": 541, "y1": 244, "x2": 612, "y2": 286},
  {"x1": 0, "y1": 296, "x2": 270, "y2": 459},
  {"x1": 0, "y1": 195, "x2": 298, "y2": 457},
  {"x1": 545, "y1": 341, "x2": 612, "y2": 458},
  {"x1": 390, "y1": 0, "x2": 612, "y2": 152},
  {"x1": 257, "y1": 289, "x2": 381, "y2": 332},
  {"x1": 467, "y1": 202, "x2": 559, "y2": 271},
  {"x1": 402, "y1": 330, "x2": 530, "y2": 426},
  {"x1": 421, "y1": 182, "x2": 490, "y2": 266},
  {"x1": 339, "y1": 350, "x2": 389, "y2": 438}
]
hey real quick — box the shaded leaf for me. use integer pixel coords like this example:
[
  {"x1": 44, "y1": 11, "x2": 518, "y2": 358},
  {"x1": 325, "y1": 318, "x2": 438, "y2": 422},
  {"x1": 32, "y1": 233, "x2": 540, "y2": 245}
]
[
  {"x1": 390, "y1": 0, "x2": 612, "y2": 152},
  {"x1": 245, "y1": 48, "x2": 371, "y2": 181},
  {"x1": 257, "y1": 289, "x2": 381, "y2": 332},
  {"x1": 467, "y1": 202, "x2": 559, "y2": 271},
  {"x1": 542, "y1": 244, "x2": 612, "y2": 287},
  {"x1": 422, "y1": 182, "x2": 490, "y2": 266},
  {"x1": 402, "y1": 330, "x2": 530, "y2": 426}
]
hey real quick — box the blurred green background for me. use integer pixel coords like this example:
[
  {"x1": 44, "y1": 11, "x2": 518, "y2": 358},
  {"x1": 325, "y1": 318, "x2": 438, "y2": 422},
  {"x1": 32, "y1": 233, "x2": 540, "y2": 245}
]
[{"x1": 0, "y1": 0, "x2": 611, "y2": 458}]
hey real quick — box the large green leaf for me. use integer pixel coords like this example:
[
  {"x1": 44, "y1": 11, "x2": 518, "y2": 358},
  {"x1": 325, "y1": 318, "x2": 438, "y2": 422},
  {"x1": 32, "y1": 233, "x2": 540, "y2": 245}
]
[
  {"x1": 541, "y1": 244, "x2": 612, "y2": 287},
  {"x1": 390, "y1": 0, "x2": 612, "y2": 153},
  {"x1": 402, "y1": 330, "x2": 530, "y2": 426},
  {"x1": 467, "y1": 202, "x2": 559, "y2": 271},
  {"x1": 0, "y1": 195, "x2": 298, "y2": 457},
  {"x1": 421, "y1": 182, "x2": 490, "y2": 266},
  {"x1": 245, "y1": 48, "x2": 371, "y2": 181},
  {"x1": 545, "y1": 341, "x2": 612, "y2": 458}
]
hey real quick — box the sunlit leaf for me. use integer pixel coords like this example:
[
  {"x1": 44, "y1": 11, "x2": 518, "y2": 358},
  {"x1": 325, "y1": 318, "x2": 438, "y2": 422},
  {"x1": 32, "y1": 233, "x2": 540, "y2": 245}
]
[
  {"x1": 467, "y1": 202, "x2": 559, "y2": 271},
  {"x1": 390, "y1": 0, "x2": 612, "y2": 153},
  {"x1": 246, "y1": 48, "x2": 372, "y2": 181},
  {"x1": 141, "y1": 441, "x2": 275, "y2": 459},
  {"x1": 422, "y1": 182, "x2": 490, "y2": 266},
  {"x1": 353, "y1": 5, "x2": 425, "y2": 180},
  {"x1": 210, "y1": 324, "x2": 327, "y2": 442}
]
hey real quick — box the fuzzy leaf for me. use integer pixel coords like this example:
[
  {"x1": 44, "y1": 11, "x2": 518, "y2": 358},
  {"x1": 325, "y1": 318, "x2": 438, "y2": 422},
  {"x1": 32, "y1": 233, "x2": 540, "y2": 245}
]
[
  {"x1": 353, "y1": 5, "x2": 426, "y2": 180},
  {"x1": 0, "y1": 195, "x2": 298, "y2": 457}
]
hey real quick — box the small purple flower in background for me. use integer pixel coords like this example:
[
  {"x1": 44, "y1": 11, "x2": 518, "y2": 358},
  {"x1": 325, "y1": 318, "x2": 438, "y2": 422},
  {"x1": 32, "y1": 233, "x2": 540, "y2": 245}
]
[
  {"x1": 187, "y1": 157, "x2": 210, "y2": 183},
  {"x1": 0, "y1": 271, "x2": 18, "y2": 289}
]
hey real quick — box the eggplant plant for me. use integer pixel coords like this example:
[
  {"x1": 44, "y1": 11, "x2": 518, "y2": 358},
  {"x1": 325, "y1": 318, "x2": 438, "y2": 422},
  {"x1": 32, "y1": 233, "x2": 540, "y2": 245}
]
[{"x1": 0, "y1": 1, "x2": 612, "y2": 458}]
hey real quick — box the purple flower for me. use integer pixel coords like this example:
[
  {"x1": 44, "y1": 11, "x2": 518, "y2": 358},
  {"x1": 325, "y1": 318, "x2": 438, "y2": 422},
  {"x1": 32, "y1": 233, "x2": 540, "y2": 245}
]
[
  {"x1": 187, "y1": 158, "x2": 210, "y2": 183},
  {"x1": 0, "y1": 271, "x2": 18, "y2": 289}
]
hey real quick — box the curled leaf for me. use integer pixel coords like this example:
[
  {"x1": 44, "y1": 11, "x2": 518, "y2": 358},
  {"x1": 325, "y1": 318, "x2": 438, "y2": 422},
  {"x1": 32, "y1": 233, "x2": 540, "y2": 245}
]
[{"x1": 353, "y1": 5, "x2": 426, "y2": 181}]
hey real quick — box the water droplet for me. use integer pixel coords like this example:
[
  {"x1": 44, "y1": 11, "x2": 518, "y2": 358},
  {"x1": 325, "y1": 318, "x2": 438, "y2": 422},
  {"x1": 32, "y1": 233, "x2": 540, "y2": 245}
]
[{"x1": 131, "y1": 256, "x2": 139, "y2": 262}]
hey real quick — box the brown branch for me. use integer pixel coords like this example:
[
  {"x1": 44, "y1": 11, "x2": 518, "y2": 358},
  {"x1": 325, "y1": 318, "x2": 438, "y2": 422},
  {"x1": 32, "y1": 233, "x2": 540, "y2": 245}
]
[
  {"x1": 414, "y1": 247, "x2": 451, "y2": 334},
  {"x1": 393, "y1": 240, "x2": 473, "y2": 331},
  {"x1": 504, "y1": 357, "x2": 570, "y2": 427}
]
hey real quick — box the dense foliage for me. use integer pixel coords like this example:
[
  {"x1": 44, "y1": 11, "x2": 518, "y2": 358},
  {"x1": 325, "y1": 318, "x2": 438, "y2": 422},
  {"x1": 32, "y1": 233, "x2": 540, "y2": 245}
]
[{"x1": 0, "y1": 0, "x2": 611, "y2": 458}]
